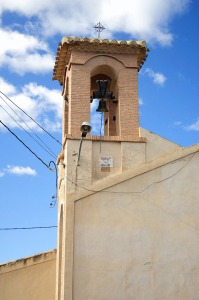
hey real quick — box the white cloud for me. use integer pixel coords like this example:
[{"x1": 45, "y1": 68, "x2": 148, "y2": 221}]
[
  {"x1": 24, "y1": 21, "x2": 42, "y2": 36},
  {"x1": 6, "y1": 165, "x2": 37, "y2": 176},
  {"x1": 22, "y1": 82, "x2": 62, "y2": 119},
  {"x1": 145, "y1": 68, "x2": 167, "y2": 86},
  {"x1": 90, "y1": 99, "x2": 104, "y2": 135},
  {"x1": 174, "y1": 121, "x2": 182, "y2": 126},
  {"x1": 184, "y1": 120, "x2": 199, "y2": 131},
  {"x1": 0, "y1": 78, "x2": 62, "y2": 132},
  {"x1": 0, "y1": 77, "x2": 16, "y2": 95},
  {"x1": 139, "y1": 98, "x2": 144, "y2": 105},
  {"x1": 0, "y1": 28, "x2": 54, "y2": 75},
  {"x1": 0, "y1": 171, "x2": 4, "y2": 177},
  {"x1": 0, "y1": 0, "x2": 48, "y2": 16},
  {"x1": 0, "y1": 0, "x2": 190, "y2": 46}
]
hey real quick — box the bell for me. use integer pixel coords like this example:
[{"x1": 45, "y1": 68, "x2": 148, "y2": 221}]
[{"x1": 96, "y1": 99, "x2": 108, "y2": 112}]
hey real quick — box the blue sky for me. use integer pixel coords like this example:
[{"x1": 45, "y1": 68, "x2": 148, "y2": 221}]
[{"x1": 0, "y1": 0, "x2": 198, "y2": 264}]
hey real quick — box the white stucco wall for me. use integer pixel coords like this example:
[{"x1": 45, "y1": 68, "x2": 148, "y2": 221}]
[
  {"x1": 62, "y1": 128, "x2": 182, "y2": 195},
  {"x1": 72, "y1": 147, "x2": 199, "y2": 300},
  {"x1": 63, "y1": 139, "x2": 146, "y2": 194},
  {"x1": 140, "y1": 127, "x2": 182, "y2": 162}
]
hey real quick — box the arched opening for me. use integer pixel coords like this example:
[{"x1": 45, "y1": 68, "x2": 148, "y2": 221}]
[{"x1": 90, "y1": 66, "x2": 118, "y2": 137}]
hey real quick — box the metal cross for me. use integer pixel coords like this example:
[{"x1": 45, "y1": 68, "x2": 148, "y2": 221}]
[{"x1": 93, "y1": 22, "x2": 105, "y2": 39}]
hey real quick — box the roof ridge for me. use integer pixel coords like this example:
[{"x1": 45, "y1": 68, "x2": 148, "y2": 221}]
[
  {"x1": 69, "y1": 143, "x2": 199, "y2": 202},
  {"x1": 61, "y1": 36, "x2": 148, "y2": 48}
]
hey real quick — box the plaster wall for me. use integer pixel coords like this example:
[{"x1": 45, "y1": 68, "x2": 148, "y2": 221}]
[
  {"x1": 72, "y1": 150, "x2": 199, "y2": 300},
  {"x1": 0, "y1": 250, "x2": 56, "y2": 300},
  {"x1": 58, "y1": 129, "x2": 186, "y2": 299},
  {"x1": 63, "y1": 139, "x2": 146, "y2": 193},
  {"x1": 140, "y1": 127, "x2": 182, "y2": 161},
  {"x1": 62, "y1": 128, "x2": 182, "y2": 193}
]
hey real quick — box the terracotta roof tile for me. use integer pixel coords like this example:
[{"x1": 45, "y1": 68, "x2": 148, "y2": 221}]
[{"x1": 53, "y1": 36, "x2": 149, "y2": 84}]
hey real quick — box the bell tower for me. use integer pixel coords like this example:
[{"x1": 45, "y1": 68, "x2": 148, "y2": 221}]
[
  {"x1": 53, "y1": 37, "x2": 148, "y2": 299},
  {"x1": 53, "y1": 37, "x2": 148, "y2": 141}
]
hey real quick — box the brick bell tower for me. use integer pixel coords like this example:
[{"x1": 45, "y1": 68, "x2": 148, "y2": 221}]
[
  {"x1": 54, "y1": 37, "x2": 148, "y2": 141},
  {"x1": 53, "y1": 37, "x2": 148, "y2": 299}
]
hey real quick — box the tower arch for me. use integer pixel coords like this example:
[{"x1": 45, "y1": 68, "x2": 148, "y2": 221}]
[{"x1": 88, "y1": 60, "x2": 121, "y2": 136}]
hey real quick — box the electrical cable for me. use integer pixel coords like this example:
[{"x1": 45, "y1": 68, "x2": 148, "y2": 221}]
[
  {"x1": 98, "y1": 80, "x2": 108, "y2": 152},
  {"x1": 0, "y1": 95, "x2": 59, "y2": 157},
  {"x1": 64, "y1": 153, "x2": 199, "y2": 232},
  {"x1": 49, "y1": 161, "x2": 58, "y2": 207},
  {"x1": 65, "y1": 152, "x2": 196, "y2": 194},
  {"x1": 0, "y1": 90, "x2": 62, "y2": 145},
  {"x1": 0, "y1": 226, "x2": 57, "y2": 231},
  {"x1": 99, "y1": 112, "x2": 103, "y2": 153},
  {"x1": 0, "y1": 156, "x2": 196, "y2": 232},
  {"x1": 0, "y1": 104, "x2": 57, "y2": 160},
  {"x1": 0, "y1": 155, "x2": 197, "y2": 233},
  {"x1": 0, "y1": 120, "x2": 52, "y2": 171}
]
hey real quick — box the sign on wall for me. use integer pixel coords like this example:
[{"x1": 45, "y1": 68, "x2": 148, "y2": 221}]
[{"x1": 100, "y1": 156, "x2": 113, "y2": 167}]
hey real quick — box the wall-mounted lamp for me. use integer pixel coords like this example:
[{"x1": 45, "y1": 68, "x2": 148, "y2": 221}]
[
  {"x1": 77, "y1": 122, "x2": 92, "y2": 166},
  {"x1": 80, "y1": 122, "x2": 92, "y2": 137}
]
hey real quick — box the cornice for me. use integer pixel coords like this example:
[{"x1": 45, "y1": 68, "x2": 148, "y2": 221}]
[{"x1": 53, "y1": 36, "x2": 149, "y2": 85}]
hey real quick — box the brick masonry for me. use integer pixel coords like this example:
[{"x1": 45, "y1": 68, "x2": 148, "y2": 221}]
[{"x1": 62, "y1": 46, "x2": 144, "y2": 140}]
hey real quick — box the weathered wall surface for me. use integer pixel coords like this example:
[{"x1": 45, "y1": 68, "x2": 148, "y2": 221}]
[
  {"x1": 62, "y1": 128, "x2": 182, "y2": 194},
  {"x1": 72, "y1": 147, "x2": 199, "y2": 300},
  {"x1": 0, "y1": 250, "x2": 56, "y2": 300},
  {"x1": 140, "y1": 127, "x2": 182, "y2": 161}
]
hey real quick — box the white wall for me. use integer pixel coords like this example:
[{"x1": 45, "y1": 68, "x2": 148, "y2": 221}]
[{"x1": 72, "y1": 150, "x2": 199, "y2": 300}]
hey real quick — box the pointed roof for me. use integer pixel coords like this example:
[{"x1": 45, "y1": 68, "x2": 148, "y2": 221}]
[{"x1": 53, "y1": 36, "x2": 149, "y2": 84}]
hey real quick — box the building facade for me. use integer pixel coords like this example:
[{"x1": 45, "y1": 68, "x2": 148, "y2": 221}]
[
  {"x1": 54, "y1": 37, "x2": 199, "y2": 300},
  {"x1": 1, "y1": 37, "x2": 199, "y2": 300}
]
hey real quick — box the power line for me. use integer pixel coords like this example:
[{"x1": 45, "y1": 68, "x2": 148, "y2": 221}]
[
  {"x1": 0, "y1": 120, "x2": 52, "y2": 171},
  {"x1": 99, "y1": 112, "x2": 103, "y2": 153},
  {"x1": 65, "y1": 152, "x2": 196, "y2": 194},
  {"x1": 0, "y1": 96, "x2": 58, "y2": 158},
  {"x1": 0, "y1": 104, "x2": 57, "y2": 160},
  {"x1": 0, "y1": 156, "x2": 196, "y2": 232},
  {"x1": 0, "y1": 226, "x2": 57, "y2": 231},
  {"x1": 0, "y1": 90, "x2": 62, "y2": 145}
]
